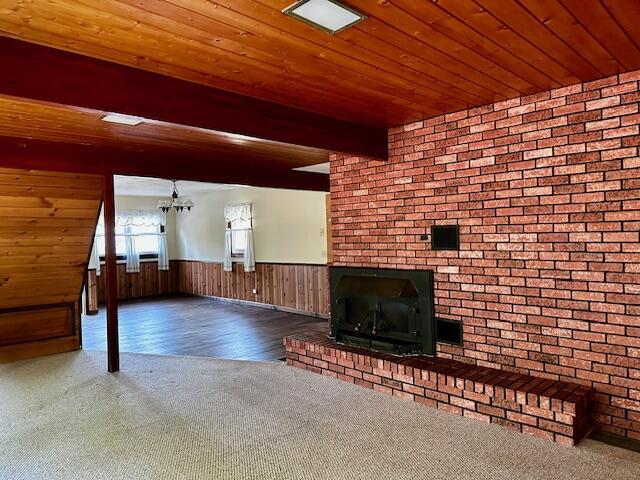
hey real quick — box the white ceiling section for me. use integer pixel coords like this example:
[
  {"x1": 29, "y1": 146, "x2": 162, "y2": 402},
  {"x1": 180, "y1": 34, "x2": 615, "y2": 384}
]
[
  {"x1": 292, "y1": 162, "x2": 330, "y2": 174},
  {"x1": 114, "y1": 175, "x2": 243, "y2": 197}
]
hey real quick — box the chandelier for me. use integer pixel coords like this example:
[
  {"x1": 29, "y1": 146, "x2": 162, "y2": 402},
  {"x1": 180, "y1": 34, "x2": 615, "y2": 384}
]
[{"x1": 157, "y1": 180, "x2": 194, "y2": 212}]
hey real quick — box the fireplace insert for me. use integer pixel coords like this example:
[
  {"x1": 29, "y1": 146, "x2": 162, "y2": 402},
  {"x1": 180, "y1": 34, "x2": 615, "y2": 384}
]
[{"x1": 329, "y1": 267, "x2": 435, "y2": 356}]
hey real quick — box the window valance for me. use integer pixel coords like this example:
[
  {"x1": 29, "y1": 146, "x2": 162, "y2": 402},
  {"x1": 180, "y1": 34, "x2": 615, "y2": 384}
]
[
  {"x1": 116, "y1": 210, "x2": 166, "y2": 227},
  {"x1": 224, "y1": 203, "x2": 252, "y2": 223}
]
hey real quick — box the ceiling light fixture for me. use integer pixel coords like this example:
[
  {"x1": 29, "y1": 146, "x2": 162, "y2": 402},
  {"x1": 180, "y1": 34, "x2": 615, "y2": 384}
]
[
  {"x1": 157, "y1": 180, "x2": 195, "y2": 212},
  {"x1": 283, "y1": 0, "x2": 365, "y2": 35},
  {"x1": 101, "y1": 113, "x2": 144, "y2": 126}
]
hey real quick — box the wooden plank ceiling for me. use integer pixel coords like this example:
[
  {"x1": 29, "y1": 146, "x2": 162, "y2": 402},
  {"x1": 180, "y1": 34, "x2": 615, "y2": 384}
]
[
  {"x1": 0, "y1": 35, "x2": 386, "y2": 160},
  {"x1": 1, "y1": 0, "x2": 639, "y2": 128},
  {"x1": 0, "y1": 96, "x2": 328, "y2": 168}
]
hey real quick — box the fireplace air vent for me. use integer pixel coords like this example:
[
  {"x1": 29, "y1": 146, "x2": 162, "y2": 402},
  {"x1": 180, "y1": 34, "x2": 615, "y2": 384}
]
[
  {"x1": 431, "y1": 225, "x2": 459, "y2": 250},
  {"x1": 436, "y1": 318, "x2": 462, "y2": 346}
]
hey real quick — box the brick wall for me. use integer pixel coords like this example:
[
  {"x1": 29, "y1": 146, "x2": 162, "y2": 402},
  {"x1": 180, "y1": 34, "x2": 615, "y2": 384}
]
[{"x1": 330, "y1": 71, "x2": 640, "y2": 439}]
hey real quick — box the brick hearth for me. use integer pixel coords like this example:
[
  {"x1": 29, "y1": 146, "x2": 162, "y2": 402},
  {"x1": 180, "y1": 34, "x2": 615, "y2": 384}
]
[{"x1": 285, "y1": 333, "x2": 591, "y2": 445}]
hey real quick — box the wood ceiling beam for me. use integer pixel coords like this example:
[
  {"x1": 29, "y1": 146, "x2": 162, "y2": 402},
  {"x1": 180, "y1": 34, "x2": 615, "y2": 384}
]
[
  {"x1": 0, "y1": 36, "x2": 387, "y2": 160},
  {"x1": 0, "y1": 137, "x2": 329, "y2": 192}
]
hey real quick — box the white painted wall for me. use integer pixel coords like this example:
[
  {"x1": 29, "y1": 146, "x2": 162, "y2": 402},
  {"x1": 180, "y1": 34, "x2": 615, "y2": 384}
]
[
  {"x1": 89, "y1": 195, "x2": 179, "y2": 263},
  {"x1": 116, "y1": 196, "x2": 179, "y2": 260},
  {"x1": 91, "y1": 188, "x2": 327, "y2": 266},
  {"x1": 176, "y1": 187, "x2": 327, "y2": 264}
]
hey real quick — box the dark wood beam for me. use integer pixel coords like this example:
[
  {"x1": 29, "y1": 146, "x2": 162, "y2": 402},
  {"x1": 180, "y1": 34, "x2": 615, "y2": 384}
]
[
  {"x1": 103, "y1": 173, "x2": 119, "y2": 373},
  {"x1": 0, "y1": 37, "x2": 387, "y2": 160},
  {"x1": 0, "y1": 137, "x2": 329, "y2": 191}
]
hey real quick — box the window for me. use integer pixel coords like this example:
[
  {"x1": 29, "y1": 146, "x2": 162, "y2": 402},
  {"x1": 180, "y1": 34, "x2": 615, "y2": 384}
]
[
  {"x1": 224, "y1": 203, "x2": 252, "y2": 257},
  {"x1": 95, "y1": 220, "x2": 125, "y2": 257},
  {"x1": 95, "y1": 211, "x2": 164, "y2": 258},
  {"x1": 229, "y1": 216, "x2": 251, "y2": 256},
  {"x1": 129, "y1": 224, "x2": 161, "y2": 255}
]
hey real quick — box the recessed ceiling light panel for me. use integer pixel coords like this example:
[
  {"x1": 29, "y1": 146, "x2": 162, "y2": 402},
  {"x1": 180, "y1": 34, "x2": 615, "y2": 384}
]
[
  {"x1": 101, "y1": 113, "x2": 144, "y2": 126},
  {"x1": 283, "y1": 0, "x2": 365, "y2": 35}
]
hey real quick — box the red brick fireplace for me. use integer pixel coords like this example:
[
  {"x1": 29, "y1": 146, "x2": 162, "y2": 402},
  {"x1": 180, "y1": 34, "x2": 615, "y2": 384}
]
[{"x1": 325, "y1": 71, "x2": 640, "y2": 441}]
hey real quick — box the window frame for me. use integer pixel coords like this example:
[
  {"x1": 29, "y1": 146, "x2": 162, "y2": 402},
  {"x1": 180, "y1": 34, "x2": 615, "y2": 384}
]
[
  {"x1": 227, "y1": 204, "x2": 252, "y2": 258},
  {"x1": 96, "y1": 220, "x2": 164, "y2": 261},
  {"x1": 98, "y1": 253, "x2": 159, "y2": 262},
  {"x1": 128, "y1": 224, "x2": 163, "y2": 256},
  {"x1": 228, "y1": 220, "x2": 251, "y2": 258}
]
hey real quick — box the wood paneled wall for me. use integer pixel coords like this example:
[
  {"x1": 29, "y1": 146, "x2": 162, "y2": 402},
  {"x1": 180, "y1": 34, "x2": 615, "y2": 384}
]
[
  {"x1": 173, "y1": 261, "x2": 329, "y2": 317},
  {"x1": 0, "y1": 167, "x2": 102, "y2": 362},
  {"x1": 88, "y1": 260, "x2": 329, "y2": 316},
  {"x1": 0, "y1": 304, "x2": 73, "y2": 347},
  {"x1": 85, "y1": 269, "x2": 99, "y2": 314},
  {"x1": 0, "y1": 302, "x2": 82, "y2": 363},
  {"x1": 95, "y1": 261, "x2": 175, "y2": 303}
]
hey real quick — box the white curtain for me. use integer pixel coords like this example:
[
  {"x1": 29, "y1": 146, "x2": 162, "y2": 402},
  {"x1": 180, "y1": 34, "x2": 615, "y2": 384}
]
[
  {"x1": 244, "y1": 228, "x2": 255, "y2": 272},
  {"x1": 117, "y1": 210, "x2": 166, "y2": 227},
  {"x1": 158, "y1": 231, "x2": 169, "y2": 271},
  {"x1": 223, "y1": 228, "x2": 233, "y2": 272},
  {"x1": 124, "y1": 225, "x2": 140, "y2": 273},
  {"x1": 93, "y1": 210, "x2": 169, "y2": 274},
  {"x1": 223, "y1": 203, "x2": 253, "y2": 273},
  {"x1": 92, "y1": 239, "x2": 101, "y2": 277}
]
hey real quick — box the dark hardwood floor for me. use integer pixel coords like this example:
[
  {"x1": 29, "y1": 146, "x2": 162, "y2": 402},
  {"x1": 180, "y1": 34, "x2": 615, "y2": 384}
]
[{"x1": 81, "y1": 296, "x2": 328, "y2": 361}]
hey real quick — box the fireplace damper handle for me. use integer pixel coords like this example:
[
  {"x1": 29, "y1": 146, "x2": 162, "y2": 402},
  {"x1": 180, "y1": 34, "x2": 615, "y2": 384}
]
[{"x1": 409, "y1": 305, "x2": 419, "y2": 336}]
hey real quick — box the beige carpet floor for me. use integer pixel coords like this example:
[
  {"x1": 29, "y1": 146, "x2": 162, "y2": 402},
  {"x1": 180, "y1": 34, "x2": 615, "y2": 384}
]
[{"x1": 1, "y1": 351, "x2": 639, "y2": 480}]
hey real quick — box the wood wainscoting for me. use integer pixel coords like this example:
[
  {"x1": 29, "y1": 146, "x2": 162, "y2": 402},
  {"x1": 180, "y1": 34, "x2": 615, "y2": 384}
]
[
  {"x1": 85, "y1": 269, "x2": 99, "y2": 314},
  {"x1": 173, "y1": 261, "x2": 330, "y2": 317},
  {"x1": 88, "y1": 260, "x2": 329, "y2": 317},
  {"x1": 94, "y1": 261, "x2": 175, "y2": 303}
]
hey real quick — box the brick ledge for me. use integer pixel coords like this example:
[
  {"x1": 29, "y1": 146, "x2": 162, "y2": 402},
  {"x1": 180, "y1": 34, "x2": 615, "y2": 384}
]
[{"x1": 284, "y1": 332, "x2": 592, "y2": 445}]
